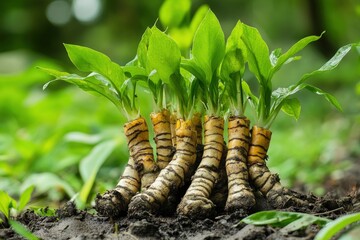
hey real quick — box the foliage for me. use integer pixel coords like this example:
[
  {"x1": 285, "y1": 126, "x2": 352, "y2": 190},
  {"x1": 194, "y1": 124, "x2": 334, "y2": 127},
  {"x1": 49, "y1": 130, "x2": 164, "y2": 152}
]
[
  {"x1": 220, "y1": 21, "x2": 247, "y2": 116},
  {"x1": 0, "y1": 186, "x2": 39, "y2": 239},
  {"x1": 8, "y1": 220, "x2": 40, "y2": 240},
  {"x1": 0, "y1": 0, "x2": 359, "y2": 212},
  {"x1": 77, "y1": 139, "x2": 117, "y2": 209},
  {"x1": 242, "y1": 211, "x2": 360, "y2": 239},
  {"x1": 40, "y1": 44, "x2": 139, "y2": 120},
  {"x1": 159, "y1": 0, "x2": 208, "y2": 54},
  {"x1": 0, "y1": 186, "x2": 34, "y2": 224},
  {"x1": 181, "y1": 9, "x2": 225, "y2": 115},
  {"x1": 314, "y1": 212, "x2": 360, "y2": 240},
  {"x1": 240, "y1": 24, "x2": 359, "y2": 128},
  {"x1": 31, "y1": 206, "x2": 57, "y2": 217},
  {"x1": 39, "y1": 4, "x2": 359, "y2": 205},
  {"x1": 242, "y1": 210, "x2": 330, "y2": 234}
]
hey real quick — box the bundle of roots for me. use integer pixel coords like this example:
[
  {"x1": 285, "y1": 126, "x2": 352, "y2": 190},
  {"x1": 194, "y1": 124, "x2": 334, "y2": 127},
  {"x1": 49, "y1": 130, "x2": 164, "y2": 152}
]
[{"x1": 95, "y1": 111, "x2": 312, "y2": 219}]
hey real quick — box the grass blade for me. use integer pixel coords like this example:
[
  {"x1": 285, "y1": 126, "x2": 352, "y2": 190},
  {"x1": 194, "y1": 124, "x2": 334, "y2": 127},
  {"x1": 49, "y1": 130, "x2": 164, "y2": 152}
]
[
  {"x1": 314, "y1": 212, "x2": 360, "y2": 240},
  {"x1": 9, "y1": 220, "x2": 40, "y2": 240},
  {"x1": 78, "y1": 140, "x2": 117, "y2": 208},
  {"x1": 242, "y1": 210, "x2": 330, "y2": 232},
  {"x1": 18, "y1": 186, "x2": 34, "y2": 212}
]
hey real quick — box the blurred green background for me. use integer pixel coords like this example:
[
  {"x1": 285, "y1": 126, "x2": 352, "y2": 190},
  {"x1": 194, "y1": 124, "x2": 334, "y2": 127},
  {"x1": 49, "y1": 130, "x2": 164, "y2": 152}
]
[{"x1": 0, "y1": 0, "x2": 359, "y2": 207}]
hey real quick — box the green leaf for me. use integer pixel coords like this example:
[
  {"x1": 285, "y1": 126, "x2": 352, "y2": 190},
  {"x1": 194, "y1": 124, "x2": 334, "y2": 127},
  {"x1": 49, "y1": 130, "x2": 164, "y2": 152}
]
[
  {"x1": 159, "y1": 0, "x2": 191, "y2": 28},
  {"x1": 78, "y1": 140, "x2": 117, "y2": 208},
  {"x1": 270, "y1": 33, "x2": 323, "y2": 76},
  {"x1": 181, "y1": 58, "x2": 206, "y2": 81},
  {"x1": 270, "y1": 48, "x2": 302, "y2": 67},
  {"x1": 220, "y1": 21, "x2": 247, "y2": 112},
  {"x1": 315, "y1": 212, "x2": 360, "y2": 240},
  {"x1": 0, "y1": 190, "x2": 15, "y2": 219},
  {"x1": 299, "y1": 43, "x2": 359, "y2": 84},
  {"x1": 281, "y1": 214, "x2": 330, "y2": 234},
  {"x1": 147, "y1": 27, "x2": 181, "y2": 84},
  {"x1": 242, "y1": 211, "x2": 330, "y2": 233},
  {"x1": 242, "y1": 81, "x2": 258, "y2": 106},
  {"x1": 191, "y1": 9, "x2": 225, "y2": 83},
  {"x1": 189, "y1": 5, "x2": 209, "y2": 33},
  {"x1": 31, "y1": 206, "x2": 57, "y2": 217},
  {"x1": 9, "y1": 220, "x2": 40, "y2": 240},
  {"x1": 17, "y1": 185, "x2": 34, "y2": 212},
  {"x1": 137, "y1": 28, "x2": 152, "y2": 71},
  {"x1": 241, "y1": 23, "x2": 273, "y2": 123},
  {"x1": 221, "y1": 21, "x2": 246, "y2": 82},
  {"x1": 122, "y1": 65, "x2": 147, "y2": 80},
  {"x1": 338, "y1": 223, "x2": 360, "y2": 240},
  {"x1": 304, "y1": 84, "x2": 342, "y2": 111},
  {"x1": 281, "y1": 98, "x2": 301, "y2": 120},
  {"x1": 241, "y1": 23, "x2": 272, "y2": 85},
  {"x1": 41, "y1": 67, "x2": 121, "y2": 110},
  {"x1": 37, "y1": 67, "x2": 69, "y2": 79},
  {"x1": 64, "y1": 44, "x2": 125, "y2": 93},
  {"x1": 270, "y1": 48, "x2": 282, "y2": 66},
  {"x1": 22, "y1": 173, "x2": 76, "y2": 198},
  {"x1": 242, "y1": 210, "x2": 300, "y2": 227}
]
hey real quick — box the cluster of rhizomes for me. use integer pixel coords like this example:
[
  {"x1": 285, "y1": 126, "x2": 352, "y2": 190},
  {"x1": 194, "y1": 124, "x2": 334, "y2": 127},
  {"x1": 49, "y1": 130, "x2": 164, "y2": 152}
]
[{"x1": 95, "y1": 110, "x2": 309, "y2": 219}]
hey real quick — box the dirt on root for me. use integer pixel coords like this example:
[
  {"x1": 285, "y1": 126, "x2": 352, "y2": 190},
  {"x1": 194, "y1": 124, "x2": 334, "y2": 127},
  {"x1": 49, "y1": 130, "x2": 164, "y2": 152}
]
[
  {"x1": 0, "y1": 189, "x2": 358, "y2": 240},
  {"x1": 2, "y1": 157, "x2": 360, "y2": 240}
]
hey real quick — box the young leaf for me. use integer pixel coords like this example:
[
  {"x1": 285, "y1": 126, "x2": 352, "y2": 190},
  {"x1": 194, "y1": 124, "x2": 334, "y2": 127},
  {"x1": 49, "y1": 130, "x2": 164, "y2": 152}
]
[
  {"x1": 270, "y1": 33, "x2": 323, "y2": 77},
  {"x1": 270, "y1": 48, "x2": 302, "y2": 66},
  {"x1": 32, "y1": 206, "x2": 57, "y2": 217},
  {"x1": 147, "y1": 27, "x2": 181, "y2": 84},
  {"x1": 64, "y1": 44, "x2": 125, "y2": 93},
  {"x1": 241, "y1": 23, "x2": 273, "y2": 123},
  {"x1": 0, "y1": 190, "x2": 15, "y2": 220},
  {"x1": 242, "y1": 81, "x2": 258, "y2": 106},
  {"x1": 191, "y1": 9, "x2": 225, "y2": 83},
  {"x1": 78, "y1": 140, "x2": 117, "y2": 208},
  {"x1": 189, "y1": 5, "x2": 209, "y2": 33},
  {"x1": 181, "y1": 58, "x2": 206, "y2": 81},
  {"x1": 281, "y1": 98, "x2": 301, "y2": 120},
  {"x1": 338, "y1": 223, "x2": 360, "y2": 240},
  {"x1": 221, "y1": 21, "x2": 246, "y2": 82},
  {"x1": 220, "y1": 21, "x2": 247, "y2": 113},
  {"x1": 270, "y1": 48, "x2": 282, "y2": 66},
  {"x1": 281, "y1": 214, "x2": 330, "y2": 234},
  {"x1": 22, "y1": 173, "x2": 76, "y2": 199},
  {"x1": 137, "y1": 28, "x2": 152, "y2": 71},
  {"x1": 122, "y1": 65, "x2": 147, "y2": 80},
  {"x1": 242, "y1": 210, "x2": 300, "y2": 227},
  {"x1": 314, "y1": 212, "x2": 360, "y2": 240},
  {"x1": 17, "y1": 185, "x2": 34, "y2": 212},
  {"x1": 41, "y1": 67, "x2": 121, "y2": 110},
  {"x1": 9, "y1": 220, "x2": 40, "y2": 240},
  {"x1": 299, "y1": 43, "x2": 360, "y2": 84},
  {"x1": 242, "y1": 211, "x2": 330, "y2": 232},
  {"x1": 241, "y1": 23, "x2": 272, "y2": 85},
  {"x1": 304, "y1": 84, "x2": 342, "y2": 111},
  {"x1": 159, "y1": 0, "x2": 191, "y2": 28}
]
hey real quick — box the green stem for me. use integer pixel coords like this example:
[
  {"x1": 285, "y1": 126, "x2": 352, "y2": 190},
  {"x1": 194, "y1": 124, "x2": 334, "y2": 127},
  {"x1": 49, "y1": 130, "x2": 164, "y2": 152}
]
[{"x1": 237, "y1": 77, "x2": 245, "y2": 116}]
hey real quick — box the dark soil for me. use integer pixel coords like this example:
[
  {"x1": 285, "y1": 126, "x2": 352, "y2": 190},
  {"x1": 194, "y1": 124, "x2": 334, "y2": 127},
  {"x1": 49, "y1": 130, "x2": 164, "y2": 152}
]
[
  {"x1": 1, "y1": 161, "x2": 359, "y2": 240},
  {"x1": 1, "y1": 192, "x2": 358, "y2": 240}
]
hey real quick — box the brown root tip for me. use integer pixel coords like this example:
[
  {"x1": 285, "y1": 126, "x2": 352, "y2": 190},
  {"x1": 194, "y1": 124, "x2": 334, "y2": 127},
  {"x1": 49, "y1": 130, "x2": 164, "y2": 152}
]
[
  {"x1": 177, "y1": 197, "x2": 216, "y2": 220},
  {"x1": 127, "y1": 194, "x2": 157, "y2": 217},
  {"x1": 94, "y1": 190, "x2": 127, "y2": 217},
  {"x1": 225, "y1": 195, "x2": 256, "y2": 213},
  {"x1": 266, "y1": 187, "x2": 310, "y2": 209}
]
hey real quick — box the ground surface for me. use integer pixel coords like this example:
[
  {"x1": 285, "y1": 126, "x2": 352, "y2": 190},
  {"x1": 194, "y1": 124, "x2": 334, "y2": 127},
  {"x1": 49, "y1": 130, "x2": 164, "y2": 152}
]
[{"x1": 1, "y1": 160, "x2": 359, "y2": 240}]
